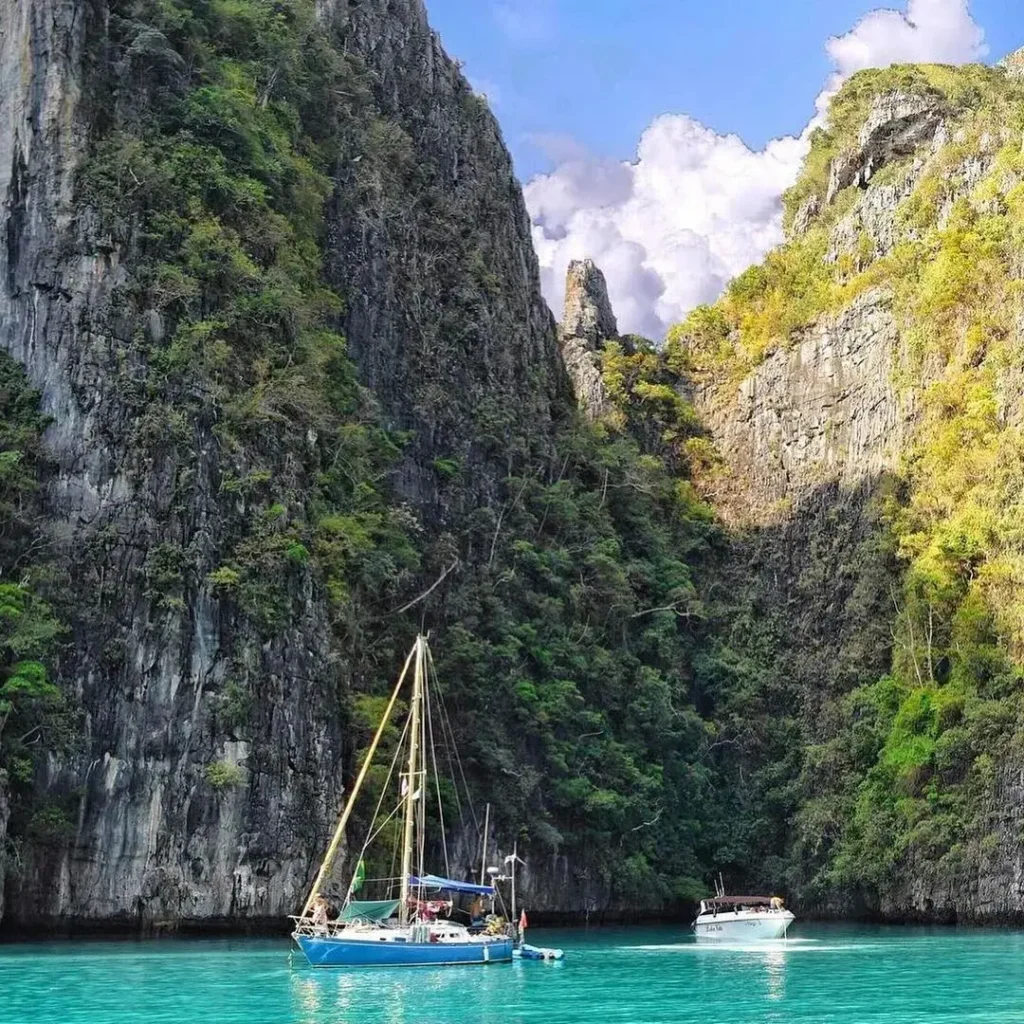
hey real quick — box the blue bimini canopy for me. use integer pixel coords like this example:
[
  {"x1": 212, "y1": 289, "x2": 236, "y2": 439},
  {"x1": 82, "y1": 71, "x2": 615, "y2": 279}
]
[{"x1": 409, "y1": 874, "x2": 496, "y2": 896}]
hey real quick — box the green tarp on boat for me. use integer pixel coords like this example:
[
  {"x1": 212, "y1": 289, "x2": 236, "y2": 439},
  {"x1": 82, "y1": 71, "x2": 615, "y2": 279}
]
[{"x1": 340, "y1": 899, "x2": 400, "y2": 923}]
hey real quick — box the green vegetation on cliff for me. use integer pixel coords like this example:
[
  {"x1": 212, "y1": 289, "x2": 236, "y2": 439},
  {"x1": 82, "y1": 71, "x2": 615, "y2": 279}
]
[
  {"x1": 68, "y1": 0, "x2": 726, "y2": 911},
  {"x1": 672, "y1": 61, "x2": 1024, "y2": 914},
  {"x1": 0, "y1": 355, "x2": 69, "y2": 846},
  {"x1": 438, "y1": 420, "x2": 718, "y2": 902},
  {"x1": 675, "y1": 64, "x2": 1024, "y2": 378},
  {"x1": 93, "y1": 0, "x2": 419, "y2": 643}
]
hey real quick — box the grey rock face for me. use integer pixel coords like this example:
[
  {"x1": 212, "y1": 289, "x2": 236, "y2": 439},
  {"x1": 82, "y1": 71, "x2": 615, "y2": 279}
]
[
  {"x1": 936, "y1": 152, "x2": 996, "y2": 229},
  {"x1": 999, "y1": 46, "x2": 1024, "y2": 81},
  {"x1": 562, "y1": 259, "x2": 618, "y2": 345},
  {"x1": 697, "y1": 289, "x2": 910, "y2": 522},
  {"x1": 791, "y1": 195, "x2": 821, "y2": 237},
  {"x1": 0, "y1": 0, "x2": 573, "y2": 932},
  {"x1": 0, "y1": 778, "x2": 7, "y2": 923},
  {"x1": 694, "y1": 291, "x2": 907, "y2": 915},
  {"x1": 828, "y1": 758, "x2": 1024, "y2": 923},
  {"x1": 826, "y1": 91, "x2": 944, "y2": 205},
  {"x1": 327, "y1": 0, "x2": 566, "y2": 523},
  {"x1": 828, "y1": 127, "x2": 1001, "y2": 265},
  {"x1": 828, "y1": 163, "x2": 923, "y2": 263},
  {"x1": 558, "y1": 260, "x2": 618, "y2": 421},
  {"x1": 0, "y1": 1, "x2": 349, "y2": 931}
]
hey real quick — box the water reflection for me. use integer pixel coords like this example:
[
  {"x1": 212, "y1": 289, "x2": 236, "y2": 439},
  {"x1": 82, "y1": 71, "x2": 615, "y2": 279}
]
[
  {"x1": 288, "y1": 955, "x2": 520, "y2": 1024},
  {"x1": 763, "y1": 948, "x2": 786, "y2": 1001},
  {"x1": 291, "y1": 972, "x2": 323, "y2": 1022}
]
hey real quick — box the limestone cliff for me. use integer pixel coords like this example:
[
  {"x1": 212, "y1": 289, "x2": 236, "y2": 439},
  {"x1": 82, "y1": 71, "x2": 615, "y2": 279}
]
[
  {"x1": 0, "y1": 783, "x2": 7, "y2": 923},
  {"x1": 9, "y1": 0, "x2": 1023, "y2": 933},
  {"x1": 0, "y1": 0, "x2": 345, "y2": 930},
  {"x1": 690, "y1": 61, "x2": 1024, "y2": 923},
  {"x1": 0, "y1": 0, "x2": 712, "y2": 934},
  {"x1": 697, "y1": 288, "x2": 910, "y2": 523},
  {"x1": 0, "y1": 0, "x2": 568, "y2": 931},
  {"x1": 327, "y1": 0, "x2": 567, "y2": 519}
]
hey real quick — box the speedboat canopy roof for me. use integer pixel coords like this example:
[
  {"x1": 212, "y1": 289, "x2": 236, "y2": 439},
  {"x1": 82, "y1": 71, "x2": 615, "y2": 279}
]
[
  {"x1": 704, "y1": 895, "x2": 775, "y2": 906},
  {"x1": 409, "y1": 874, "x2": 496, "y2": 896}
]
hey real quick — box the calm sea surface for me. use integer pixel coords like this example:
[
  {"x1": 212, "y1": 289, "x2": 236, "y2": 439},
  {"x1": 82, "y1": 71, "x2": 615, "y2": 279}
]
[{"x1": 2, "y1": 924, "x2": 1023, "y2": 1023}]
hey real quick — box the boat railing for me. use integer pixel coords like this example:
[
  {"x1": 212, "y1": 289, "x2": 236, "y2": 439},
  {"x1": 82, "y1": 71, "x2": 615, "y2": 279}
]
[
  {"x1": 290, "y1": 914, "x2": 413, "y2": 937},
  {"x1": 290, "y1": 915, "x2": 327, "y2": 937},
  {"x1": 698, "y1": 906, "x2": 791, "y2": 917},
  {"x1": 289, "y1": 915, "x2": 351, "y2": 938}
]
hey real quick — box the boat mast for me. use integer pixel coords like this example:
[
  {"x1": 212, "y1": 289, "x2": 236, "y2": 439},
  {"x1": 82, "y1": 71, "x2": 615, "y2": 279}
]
[
  {"x1": 298, "y1": 642, "x2": 416, "y2": 920},
  {"x1": 398, "y1": 635, "x2": 425, "y2": 925},
  {"x1": 479, "y1": 802, "x2": 490, "y2": 885},
  {"x1": 511, "y1": 840, "x2": 517, "y2": 927}
]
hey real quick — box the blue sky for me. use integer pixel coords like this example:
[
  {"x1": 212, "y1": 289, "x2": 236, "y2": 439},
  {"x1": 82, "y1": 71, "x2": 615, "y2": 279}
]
[{"x1": 429, "y1": 0, "x2": 1021, "y2": 180}]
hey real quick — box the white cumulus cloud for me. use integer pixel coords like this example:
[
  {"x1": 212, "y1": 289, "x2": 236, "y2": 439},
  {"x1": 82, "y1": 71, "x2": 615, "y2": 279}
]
[
  {"x1": 525, "y1": 0, "x2": 988, "y2": 339},
  {"x1": 828, "y1": 0, "x2": 986, "y2": 78}
]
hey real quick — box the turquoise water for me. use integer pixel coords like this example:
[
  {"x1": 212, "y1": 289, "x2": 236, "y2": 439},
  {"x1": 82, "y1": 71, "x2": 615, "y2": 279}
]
[{"x1": 3, "y1": 924, "x2": 1024, "y2": 1023}]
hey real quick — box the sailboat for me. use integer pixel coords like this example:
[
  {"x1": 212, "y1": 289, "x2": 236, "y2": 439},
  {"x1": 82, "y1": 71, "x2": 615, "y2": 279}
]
[{"x1": 290, "y1": 635, "x2": 515, "y2": 967}]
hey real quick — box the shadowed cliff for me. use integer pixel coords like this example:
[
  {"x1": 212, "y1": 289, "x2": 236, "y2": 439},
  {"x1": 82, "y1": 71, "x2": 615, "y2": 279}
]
[{"x1": 0, "y1": 0, "x2": 717, "y2": 932}]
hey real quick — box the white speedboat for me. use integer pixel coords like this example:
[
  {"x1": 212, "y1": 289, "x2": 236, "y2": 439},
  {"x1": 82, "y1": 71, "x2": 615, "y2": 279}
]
[{"x1": 693, "y1": 894, "x2": 795, "y2": 940}]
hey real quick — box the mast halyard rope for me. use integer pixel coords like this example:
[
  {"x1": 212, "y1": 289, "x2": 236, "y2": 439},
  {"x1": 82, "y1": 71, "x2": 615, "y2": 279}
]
[
  {"x1": 424, "y1": 654, "x2": 450, "y2": 877},
  {"x1": 298, "y1": 641, "x2": 416, "y2": 920},
  {"x1": 427, "y1": 644, "x2": 481, "y2": 835},
  {"x1": 347, "y1": 707, "x2": 414, "y2": 892},
  {"x1": 438, "y1": 693, "x2": 467, "y2": 834},
  {"x1": 360, "y1": 799, "x2": 406, "y2": 852},
  {"x1": 348, "y1": 707, "x2": 413, "y2": 899}
]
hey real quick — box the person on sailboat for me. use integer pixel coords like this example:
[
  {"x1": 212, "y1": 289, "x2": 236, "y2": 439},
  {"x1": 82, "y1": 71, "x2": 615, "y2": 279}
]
[
  {"x1": 312, "y1": 894, "x2": 330, "y2": 934},
  {"x1": 469, "y1": 896, "x2": 485, "y2": 933}
]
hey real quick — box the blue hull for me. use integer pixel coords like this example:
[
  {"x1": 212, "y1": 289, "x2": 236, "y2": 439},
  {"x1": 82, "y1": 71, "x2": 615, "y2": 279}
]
[{"x1": 296, "y1": 935, "x2": 514, "y2": 968}]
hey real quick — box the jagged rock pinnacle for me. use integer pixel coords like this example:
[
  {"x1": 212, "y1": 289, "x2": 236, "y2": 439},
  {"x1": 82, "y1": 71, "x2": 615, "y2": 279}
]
[
  {"x1": 562, "y1": 259, "x2": 618, "y2": 349},
  {"x1": 559, "y1": 260, "x2": 618, "y2": 421}
]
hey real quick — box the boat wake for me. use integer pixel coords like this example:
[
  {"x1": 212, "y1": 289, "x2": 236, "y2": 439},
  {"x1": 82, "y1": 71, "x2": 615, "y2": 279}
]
[{"x1": 624, "y1": 938, "x2": 878, "y2": 954}]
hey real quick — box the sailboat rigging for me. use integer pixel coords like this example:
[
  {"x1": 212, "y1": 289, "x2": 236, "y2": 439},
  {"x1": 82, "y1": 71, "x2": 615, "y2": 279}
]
[{"x1": 290, "y1": 635, "x2": 515, "y2": 967}]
